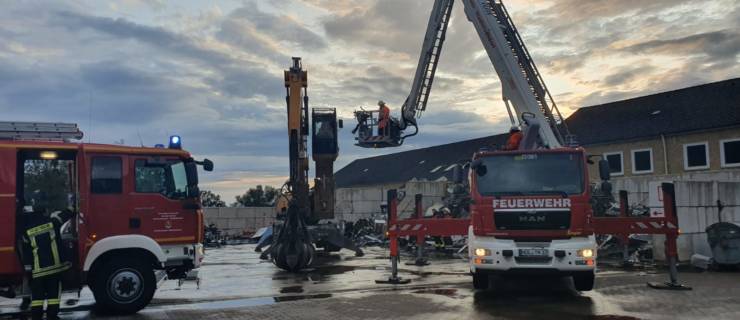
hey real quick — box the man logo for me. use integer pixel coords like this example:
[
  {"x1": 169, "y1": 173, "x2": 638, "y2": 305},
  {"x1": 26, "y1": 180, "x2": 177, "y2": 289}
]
[{"x1": 519, "y1": 212, "x2": 546, "y2": 223}]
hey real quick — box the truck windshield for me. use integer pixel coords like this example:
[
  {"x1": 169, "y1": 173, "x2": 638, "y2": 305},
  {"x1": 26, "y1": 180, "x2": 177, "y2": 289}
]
[
  {"x1": 476, "y1": 153, "x2": 584, "y2": 196},
  {"x1": 135, "y1": 160, "x2": 194, "y2": 199}
]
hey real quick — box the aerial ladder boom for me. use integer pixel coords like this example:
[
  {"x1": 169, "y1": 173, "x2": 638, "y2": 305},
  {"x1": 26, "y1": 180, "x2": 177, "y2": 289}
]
[
  {"x1": 353, "y1": 0, "x2": 569, "y2": 149},
  {"x1": 353, "y1": 0, "x2": 454, "y2": 148},
  {"x1": 400, "y1": 0, "x2": 455, "y2": 130},
  {"x1": 462, "y1": 0, "x2": 566, "y2": 148}
]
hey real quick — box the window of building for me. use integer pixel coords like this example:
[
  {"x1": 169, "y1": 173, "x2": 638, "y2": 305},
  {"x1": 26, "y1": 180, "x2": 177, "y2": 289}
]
[
  {"x1": 683, "y1": 142, "x2": 709, "y2": 170},
  {"x1": 720, "y1": 138, "x2": 740, "y2": 168},
  {"x1": 91, "y1": 157, "x2": 122, "y2": 194},
  {"x1": 631, "y1": 148, "x2": 653, "y2": 174},
  {"x1": 603, "y1": 152, "x2": 623, "y2": 176}
]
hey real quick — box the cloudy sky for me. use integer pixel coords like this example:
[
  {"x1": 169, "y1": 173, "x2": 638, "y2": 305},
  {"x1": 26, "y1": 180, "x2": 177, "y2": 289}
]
[{"x1": 2, "y1": 0, "x2": 738, "y2": 202}]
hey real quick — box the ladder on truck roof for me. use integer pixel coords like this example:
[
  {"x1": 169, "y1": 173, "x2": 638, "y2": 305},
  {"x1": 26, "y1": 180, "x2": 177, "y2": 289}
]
[{"x1": 0, "y1": 121, "x2": 84, "y2": 142}]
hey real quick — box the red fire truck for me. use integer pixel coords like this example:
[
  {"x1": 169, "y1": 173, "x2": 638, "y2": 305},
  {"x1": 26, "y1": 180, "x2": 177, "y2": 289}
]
[
  {"x1": 0, "y1": 122, "x2": 212, "y2": 314},
  {"x1": 467, "y1": 148, "x2": 598, "y2": 290}
]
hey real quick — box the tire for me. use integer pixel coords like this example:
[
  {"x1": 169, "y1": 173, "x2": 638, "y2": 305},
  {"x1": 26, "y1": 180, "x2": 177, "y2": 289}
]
[
  {"x1": 573, "y1": 272, "x2": 595, "y2": 291},
  {"x1": 473, "y1": 272, "x2": 489, "y2": 290},
  {"x1": 91, "y1": 257, "x2": 156, "y2": 314}
]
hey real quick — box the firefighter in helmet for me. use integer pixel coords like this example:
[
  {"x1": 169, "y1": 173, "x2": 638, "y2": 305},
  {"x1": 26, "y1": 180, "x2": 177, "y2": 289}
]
[
  {"x1": 377, "y1": 100, "x2": 391, "y2": 136},
  {"x1": 21, "y1": 190, "x2": 71, "y2": 320},
  {"x1": 504, "y1": 125, "x2": 523, "y2": 150}
]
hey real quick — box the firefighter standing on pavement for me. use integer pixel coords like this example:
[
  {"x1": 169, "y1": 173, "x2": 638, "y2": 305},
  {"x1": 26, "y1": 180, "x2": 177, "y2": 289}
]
[{"x1": 21, "y1": 190, "x2": 71, "y2": 320}]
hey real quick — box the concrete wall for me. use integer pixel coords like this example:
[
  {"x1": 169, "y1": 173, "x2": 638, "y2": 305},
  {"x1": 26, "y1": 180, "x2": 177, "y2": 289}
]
[
  {"x1": 335, "y1": 180, "x2": 448, "y2": 222},
  {"x1": 396, "y1": 180, "x2": 448, "y2": 219},
  {"x1": 609, "y1": 170, "x2": 740, "y2": 209},
  {"x1": 609, "y1": 174, "x2": 740, "y2": 261},
  {"x1": 585, "y1": 127, "x2": 740, "y2": 180},
  {"x1": 203, "y1": 207, "x2": 276, "y2": 237}
]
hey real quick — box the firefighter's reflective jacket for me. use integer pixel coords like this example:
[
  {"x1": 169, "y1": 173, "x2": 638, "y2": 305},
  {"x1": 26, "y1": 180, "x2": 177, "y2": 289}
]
[{"x1": 21, "y1": 214, "x2": 71, "y2": 279}]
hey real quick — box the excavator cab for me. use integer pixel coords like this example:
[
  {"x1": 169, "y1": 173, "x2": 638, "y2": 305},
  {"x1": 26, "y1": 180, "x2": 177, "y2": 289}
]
[
  {"x1": 352, "y1": 109, "x2": 402, "y2": 148},
  {"x1": 311, "y1": 108, "x2": 340, "y2": 157}
]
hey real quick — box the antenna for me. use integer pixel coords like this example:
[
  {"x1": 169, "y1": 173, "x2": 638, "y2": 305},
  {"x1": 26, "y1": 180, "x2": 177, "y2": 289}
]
[
  {"x1": 137, "y1": 129, "x2": 144, "y2": 147},
  {"x1": 88, "y1": 90, "x2": 92, "y2": 143}
]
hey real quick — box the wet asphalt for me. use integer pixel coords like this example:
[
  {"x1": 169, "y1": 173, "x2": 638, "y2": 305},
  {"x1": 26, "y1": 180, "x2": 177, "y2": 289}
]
[{"x1": 2, "y1": 243, "x2": 740, "y2": 319}]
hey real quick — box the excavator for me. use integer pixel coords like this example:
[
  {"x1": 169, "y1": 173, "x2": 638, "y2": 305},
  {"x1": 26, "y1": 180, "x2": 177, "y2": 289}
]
[{"x1": 267, "y1": 58, "x2": 363, "y2": 272}]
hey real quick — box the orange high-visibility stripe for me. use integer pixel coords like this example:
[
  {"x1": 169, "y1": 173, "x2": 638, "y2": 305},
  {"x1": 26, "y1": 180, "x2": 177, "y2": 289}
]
[{"x1": 155, "y1": 236, "x2": 196, "y2": 243}]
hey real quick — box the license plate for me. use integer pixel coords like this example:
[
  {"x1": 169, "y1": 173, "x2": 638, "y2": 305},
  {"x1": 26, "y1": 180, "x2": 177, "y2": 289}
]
[{"x1": 519, "y1": 248, "x2": 548, "y2": 257}]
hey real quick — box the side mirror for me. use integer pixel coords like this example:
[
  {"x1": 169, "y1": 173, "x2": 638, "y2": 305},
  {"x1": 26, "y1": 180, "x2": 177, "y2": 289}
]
[
  {"x1": 452, "y1": 164, "x2": 464, "y2": 184},
  {"x1": 200, "y1": 159, "x2": 214, "y2": 172},
  {"x1": 598, "y1": 159, "x2": 611, "y2": 181},
  {"x1": 338, "y1": 119, "x2": 344, "y2": 129},
  {"x1": 475, "y1": 165, "x2": 487, "y2": 177},
  {"x1": 471, "y1": 159, "x2": 487, "y2": 177}
]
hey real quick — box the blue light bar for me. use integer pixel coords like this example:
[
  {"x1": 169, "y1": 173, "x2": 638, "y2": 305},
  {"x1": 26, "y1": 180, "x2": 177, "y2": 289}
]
[{"x1": 169, "y1": 135, "x2": 182, "y2": 149}]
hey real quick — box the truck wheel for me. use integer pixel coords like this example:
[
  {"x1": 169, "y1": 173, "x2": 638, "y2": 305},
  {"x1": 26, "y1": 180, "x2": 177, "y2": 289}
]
[
  {"x1": 91, "y1": 258, "x2": 156, "y2": 314},
  {"x1": 473, "y1": 272, "x2": 489, "y2": 290},
  {"x1": 573, "y1": 272, "x2": 595, "y2": 291}
]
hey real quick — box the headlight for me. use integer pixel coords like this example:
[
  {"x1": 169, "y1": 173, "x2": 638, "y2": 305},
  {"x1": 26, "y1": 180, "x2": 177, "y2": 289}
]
[
  {"x1": 474, "y1": 248, "x2": 491, "y2": 257},
  {"x1": 578, "y1": 249, "x2": 594, "y2": 258}
]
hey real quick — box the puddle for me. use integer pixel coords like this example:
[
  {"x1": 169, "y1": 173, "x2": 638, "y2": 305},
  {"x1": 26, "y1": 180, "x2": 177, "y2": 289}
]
[
  {"x1": 311, "y1": 265, "x2": 357, "y2": 276},
  {"x1": 273, "y1": 293, "x2": 333, "y2": 302},
  {"x1": 412, "y1": 288, "x2": 459, "y2": 297},
  {"x1": 154, "y1": 296, "x2": 276, "y2": 311},
  {"x1": 280, "y1": 286, "x2": 304, "y2": 294}
]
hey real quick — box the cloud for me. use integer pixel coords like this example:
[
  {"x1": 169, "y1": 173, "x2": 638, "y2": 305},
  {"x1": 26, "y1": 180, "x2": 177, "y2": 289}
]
[
  {"x1": 51, "y1": 10, "x2": 235, "y2": 68},
  {"x1": 0, "y1": 0, "x2": 738, "y2": 202},
  {"x1": 229, "y1": 4, "x2": 327, "y2": 51},
  {"x1": 322, "y1": 0, "x2": 430, "y2": 57},
  {"x1": 624, "y1": 30, "x2": 740, "y2": 62},
  {"x1": 602, "y1": 64, "x2": 657, "y2": 87},
  {"x1": 216, "y1": 3, "x2": 328, "y2": 64}
]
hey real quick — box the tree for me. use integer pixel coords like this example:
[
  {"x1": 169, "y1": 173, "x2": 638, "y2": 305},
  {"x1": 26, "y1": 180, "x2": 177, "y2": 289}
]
[
  {"x1": 232, "y1": 185, "x2": 279, "y2": 207},
  {"x1": 200, "y1": 190, "x2": 226, "y2": 207}
]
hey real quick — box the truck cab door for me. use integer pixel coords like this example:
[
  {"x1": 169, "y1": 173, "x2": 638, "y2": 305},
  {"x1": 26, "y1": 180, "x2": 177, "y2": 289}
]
[
  {"x1": 128, "y1": 157, "x2": 199, "y2": 245},
  {"x1": 0, "y1": 149, "x2": 22, "y2": 280}
]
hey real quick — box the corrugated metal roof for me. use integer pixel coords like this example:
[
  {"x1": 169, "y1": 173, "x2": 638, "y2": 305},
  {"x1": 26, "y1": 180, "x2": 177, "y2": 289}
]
[{"x1": 567, "y1": 78, "x2": 740, "y2": 145}]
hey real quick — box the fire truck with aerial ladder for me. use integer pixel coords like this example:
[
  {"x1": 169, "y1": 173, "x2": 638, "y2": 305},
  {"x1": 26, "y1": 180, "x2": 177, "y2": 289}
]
[
  {"x1": 0, "y1": 122, "x2": 213, "y2": 313},
  {"x1": 356, "y1": 0, "x2": 689, "y2": 291}
]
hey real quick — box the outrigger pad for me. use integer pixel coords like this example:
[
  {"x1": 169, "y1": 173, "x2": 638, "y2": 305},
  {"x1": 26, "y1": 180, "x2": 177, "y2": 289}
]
[
  {"x1": 647, "y1": 282, "x2": 692, "y2": 290},
  {"x1": 376, "y1": 277, "x2": 411, "y2": 285}
]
